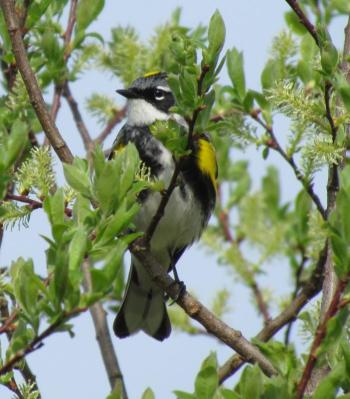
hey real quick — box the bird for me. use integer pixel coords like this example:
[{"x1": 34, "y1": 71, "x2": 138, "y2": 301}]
[{"x1": 111, "y1": 71, "x2": 217, "y2": 341}]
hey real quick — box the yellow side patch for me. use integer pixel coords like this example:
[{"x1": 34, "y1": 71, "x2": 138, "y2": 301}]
[
  {"x1": 111, "y1": 142, "x2": 125, "y2": 158},
  {"x1": 197, "y1": 138, "x2": 217, "y2": 192},
  {"x1": 143, "y1": 70, "x2": 161, "y2": 78}
]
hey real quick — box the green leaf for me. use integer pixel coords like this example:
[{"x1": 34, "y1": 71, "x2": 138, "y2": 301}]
[
  {"x1": 173, "y1": 391, "x2": 196, "y2": 399},
  {"x1": 194, "y1": 353, "x2": 218, "y2": 399},
  {"x1": 220, "y1": 389, "x2": 241, "y2": 399},
  {"x1": 238, "y1": 366, "x2": 263, "y2": 399},
  {"x1": 6, "y1": 120, "x2": 28, "y2": 168},
  {"x1": 68, "y1": 226, "x2": 88, "y2": 284},
  {"x1": 63, "y1": 159, "x2": 92, "y2": 198},
  {"x1": 53, "y1": 248, "x2": 69, "y2": 304},
  {"x1": 261, "y1": 60, "x2": 282, "y2": 90},
  {"x1": 26, "y1": 0, "x2": 52, "y2": 29},
  {"x1": 43, "y1": 188, "x2": 66, "y2": 231},
  {"x1": 312, "y1": 361, "x2": 345, "y2": 399},
  {"x1": 227, "y1": 48, "x2": 246, "y2": 100},
  {"x1": 141, "y1": 388, "x2": 155, "y2": 399},
  {"x1": 75, "y1": 0, "x2": 105, "y2": 43},
  {"x1": 331, "y1": 0, "x2": 350, "y2": 13},
  {"x1": 284, "y1": 11, "x2": 307, "y2": 35},
  {"x1": 206, "y1": 10, "x2": 226, "y2": 67}
]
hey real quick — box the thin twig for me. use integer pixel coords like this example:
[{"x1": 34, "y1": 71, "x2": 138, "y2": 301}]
[
  {"x1": 82, "y1": 260, "x2": 128, "y2": 399},
  {"x1": 284, "y1": 253, "x2": 308, "y2": 345},
  {"x1": 296, "y1": 275, "x2": 350, "y2": 399},
  {"x1": 218, "y1": 242, "x2": 327, "y2": 383},
  {"x1": 251, "y1": 113, "x2": 327, "y2": 220},
  {"x1": 0, "y1": 306, "x2": 86, "y2": 376},
  {"x1": 284, "y1": 0, "x2": 320, "y2": 46},
  {"x1": 63, "y1": 81, "x2": 93, "y2": 152},
  {"x1": 1, "y1": 0, "x2": 74, "y2": 164},
  {"x1": 129, "y1": 238, "x2": 278, "y2": 377},
  {"x1": 4, "y1": 193, "x2": 72, "y2": 217},
  {"x1": 94, "y1": 107, "x2": 127, "y2": 145},
  {"x1": 0, "y1": 298, "x2": 40, "y2": 397},
  {"x1": 217, "y1": 186, "x2": 271, "y2": 324}
]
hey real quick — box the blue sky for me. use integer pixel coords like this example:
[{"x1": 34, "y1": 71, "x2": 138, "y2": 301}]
[{"x1": 0, "y1": 1, "x2": 346, "y2": 398}]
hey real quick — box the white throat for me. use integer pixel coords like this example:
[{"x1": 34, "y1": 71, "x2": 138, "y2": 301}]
[{"x1": 126, "y1": 99, "x2": 168, "y2": 126}]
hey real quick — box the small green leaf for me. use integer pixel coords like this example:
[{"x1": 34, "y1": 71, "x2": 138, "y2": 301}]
[
  {"x1": 284, "y1": 11, "x2": 307, "y2": 35},
  {"x1": 194, "y1": 353, "x2": 218, "y2": 399},
  {"x1": 331, "y1": 0, "x2": 350, "y2": 13},
  {"x1": 75, "y1": 0, "x2": 105, "y2": 43},
  {"x1": 6, "y1": 120, "x2": 28, "y2": 168},
  {"x1": 68, "y1": 226, "x2": 88, "y2": 283},
  {"x1": 227, "y1": 48, "x2": 246, "y2": 100},
  {"x1": 173, "y1": 391, "x2": 196, "y2": 399},
  {"x1": 141, "y1": 388, "x2": 155, "y2": 399},
  {"x1": 63, "y1": 159, "x2": 92, "y2": 198},
  {"x1": 206, "y1": 10, "x2": 226, "y2": 67},
  {"x1": 26, "y1": 0, "x2": 52, "y2": 29}
]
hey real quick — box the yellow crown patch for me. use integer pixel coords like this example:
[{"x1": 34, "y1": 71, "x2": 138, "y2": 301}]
[{"x1": 143, "y1": 70, "x2": 161, "y2": 78}]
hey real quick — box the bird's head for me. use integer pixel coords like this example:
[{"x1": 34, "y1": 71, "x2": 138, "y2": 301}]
[{"x1": 117, "y1": 72, "x2": 175, "y2": 126}]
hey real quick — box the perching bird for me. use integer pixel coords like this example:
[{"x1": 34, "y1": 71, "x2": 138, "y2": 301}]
[{"x1": 111, "y1": 71, "x2": 217, "y2": 341}]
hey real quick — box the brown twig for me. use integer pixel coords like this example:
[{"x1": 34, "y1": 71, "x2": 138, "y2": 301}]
[
  {"x1": 82, "y1": 260, "x2": 128, "y2": 399},
  {"x1": 0, "y1": 298, "x2": 40, "y2": 397},
  {"x1": 94, "y1": 107, "x2": 127, "y2": 145},
  {"x1": 296, "y1": 275, "x2": 350, "y2": 398},
  {"x1": 284, "y1": 0, "x2": 320, "y2": 47},
  {"x1": 0, "y1": 306, "x2": 86, "y2": 376},
  {"x1": 284, "y1": 253, "x2": 308, "y2": 345},
  {"x1": 62, "y1": 81, "x2": 93, "y2": 152},
  {"x1": 129, "y1": 238, "x2": 278, "y2": 377},
  {"x1": 4, "y1": 193, "x2": 72, "y2": 217},
  {"x1": 251, "y1": 113, "x2": 327, "y2": 220},
  {"x1": 217, "y1": 185, "x2": 271, "y2": 324},
  {"x1": 1, "y1": 0, "x2": 74, "y2": 164},
  {"x1": 218, "y1": 242, "x2": 326, "y2": 383}
]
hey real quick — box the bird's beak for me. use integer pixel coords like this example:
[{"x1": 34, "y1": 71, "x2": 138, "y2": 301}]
[{"x1": 116, "y1": 88, "x2": 139, "y2": 99}]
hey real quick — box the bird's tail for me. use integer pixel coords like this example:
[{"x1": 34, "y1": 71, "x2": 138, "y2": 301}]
[{"x1": 113, "y1": 260, "x2": 171, "y2": 341}]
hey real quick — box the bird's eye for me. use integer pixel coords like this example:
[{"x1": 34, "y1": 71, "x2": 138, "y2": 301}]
[{"x1": 154, "y1": 89, "x2": 165, "y2": 101}]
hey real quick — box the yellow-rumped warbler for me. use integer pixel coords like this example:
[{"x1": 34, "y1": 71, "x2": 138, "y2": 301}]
[{"x1": 111, "y1": 72, "x2": 217, "y2": 341}]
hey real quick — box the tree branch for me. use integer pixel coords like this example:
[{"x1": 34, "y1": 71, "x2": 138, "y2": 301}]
[
  {"x1": 82, "y1": 260, "x2": 128, "y2": 399},
  {"x1": 129, "y1": 238, "x2": 278, "y2": 377},
  {"x1": 296, "y1": 275, "x2": 350, "y2": 399},
  {"x1": 4, "y1": 193, "x2": 72, "y2": 217},
  {"x1": 94, "y1": 107, "x2": 127, "y2": 145},
  {"x1": 62, "y1": 81, "x2": 93, "y2": 152},
  {"x1": 217, "y1": 185, "x2": 271, "y2": 324},
  {"x1": 218, "y1": 242, "x2": 326, "y2": 383},
  {"x1": 251, "y1": 112, "x2": 327, "y2": 219},
  {"x1": 1, "y1": 0, "x2": 74, "y2": 164},
  {"x1": 0, "y1": 306, "x2": 86, "y2": 376},
  {"x1": 284, "y1": 0, "x2": 319, "y2": 46}
]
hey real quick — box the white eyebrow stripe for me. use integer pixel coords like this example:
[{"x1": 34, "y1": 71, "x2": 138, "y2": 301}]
[{"x1": 156, "y1": 85, "x2": 171, "y2": 92}]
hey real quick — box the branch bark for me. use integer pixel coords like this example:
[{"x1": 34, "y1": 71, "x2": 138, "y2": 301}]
[
  {"x1": 218, "y1": 242, "x2": 326, "y2": 383},
  {"x1": 63, "y1": 81, "x2": 93, "y2": 152},
  {"x1": 1, "y1": 0, "x2": 74, "y2": 164},
  {"x1": 82, "y1": 260, "x2": 128, "y2": 399},
  {"x1": 129, "y1": 238, "x2": 278, "y2": 377}
]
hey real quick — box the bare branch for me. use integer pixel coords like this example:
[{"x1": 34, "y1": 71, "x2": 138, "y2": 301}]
[
  {"x1": 251, "y1": 112, "x2": 327, "y2": 219},
  {"x1": 0, "y1": 306, "x2": 86, "y2": 376},
  {"x1": 296, "y1": 274, "x2": 350, "y2": 398},
  {"x1": 217, "y1": 185, "x2": 271, "y2": 324},
  {"x1": 129, "y1": 238, "x2": 278, "y2": 377},
  {"x1": 94, "y1": 107, "x2": 127, "y2": 145},
  {"x1": 218, "y1": 242, "x2": 326, "y2": 383},
  {"x1": 82, "y1": 260, "x2": 128, "y2": 399},
  {"x1": 284, "y1": 0, "x2": 319, "y2": 46},
  {"x1": 1, "y1": 0, "x2": 74, "y2": 164},
  {"x1": 63, "y1": 81, "x2": 93, "y2": 152}
]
